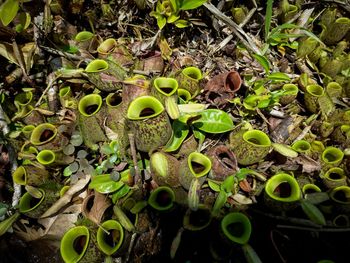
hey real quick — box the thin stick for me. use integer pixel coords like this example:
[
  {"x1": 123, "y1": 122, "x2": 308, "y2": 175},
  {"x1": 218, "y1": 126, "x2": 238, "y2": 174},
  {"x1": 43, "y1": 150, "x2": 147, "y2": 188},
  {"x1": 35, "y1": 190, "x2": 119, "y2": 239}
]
[
  {"x1": 128, "y1": 133, "x2": 140, "y2": 186},
  {"x1": 125, "y1": 232, "x2": 138, "y2": 263},
  {"x1": 251, "y1": 209, "x2": 322, "y2": 228},
  {"x1": 204, "y1": 3, "x2": 261, "y2": 55},
  {"x1": 35, "y1": 74, "x2": 62, "y2": 107},
  {"x1": 293, "y1": 125, "x2": 311, "y2": 143},
  {"x1": 277, "y1": 224, "x2": 350, "y2": 232}
]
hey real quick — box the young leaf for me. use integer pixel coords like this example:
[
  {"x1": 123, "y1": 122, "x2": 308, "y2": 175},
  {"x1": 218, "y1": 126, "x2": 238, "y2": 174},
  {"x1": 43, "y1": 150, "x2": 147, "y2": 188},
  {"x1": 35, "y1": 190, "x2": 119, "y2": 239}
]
[
  {"x1": 252, "y1": 54, "x2": 270, "y2": 74},
  {"x1": 192, "y1": 128, "x2": 206, "y2": 147},
  {"x1": 221, "y1": 175, "x2": 235, "y2": 193},
  {"x1": 208, "y1": 179, "x2": 221, "y2": 192},
  {"x1": 267, "y1": 72, "x2": 291, "y2": 81},
  {"x1": 192, "y1": 109, "x2": 234, "y2": 134},
  {"x1": 0, "y1": 0, "x2": 19, "y2": 26},
  {"x1": 300, "y1": 199, "x2": 326, "y2": 225},
  {"x1": 89, "y1": 174, "x2": 124, "y2": 194},
  {"x1": 111, "y1": 184, "x2": 130, "y2": 203},
  {"x1": 212, "y1": 190, "x2": 227, "y2": 216},
  {"x1": 174, "y1": 19, "x2": 189, "y2": 28},
  {"x1": 180, "y1": 0, "x2": 207, "y2": 10},
  {"x1": 265, "y1": 0, "x2": 273, "y2": 41}
]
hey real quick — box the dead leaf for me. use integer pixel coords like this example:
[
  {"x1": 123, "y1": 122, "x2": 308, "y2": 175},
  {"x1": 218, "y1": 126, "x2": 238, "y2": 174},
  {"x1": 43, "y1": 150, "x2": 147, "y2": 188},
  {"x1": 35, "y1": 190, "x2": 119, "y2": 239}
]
[
  {"x1": 292, "y1": 155, "x2": 321, "y2": 174},
  {"x1": 82, "y1": 192, "x2": 111, "y2": 224},
  {"x1": 40, "y1": 175, "x2": 91, "y2": 218}
]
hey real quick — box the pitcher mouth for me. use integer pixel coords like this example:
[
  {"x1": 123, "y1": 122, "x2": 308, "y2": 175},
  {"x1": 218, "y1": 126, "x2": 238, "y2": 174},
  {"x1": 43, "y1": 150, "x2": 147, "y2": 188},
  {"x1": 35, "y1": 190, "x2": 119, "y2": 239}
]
[
  {"x1": 221, "y1": 212, "x2": 251, "y2": 245},
  {"x1": 265, "y1": 173, "x2": 301, "y2": 202},
  {"x1": 330, "y1": 186, "x2": 350, "y2": 204},
  {"x1": 97, "y1": 220, "x2": 124, "y2": 255},
  {"x1": 78, "y1": 94, "x2": 103, "y2": 117},
  {"x1": 30, "y1": 123, "x2": 58, "y2": 145},
  {"x1": 153, "y1": 77, "x2": 178, "y2": 96},
  {"x1": 19, "y1": 188, "x2": 46, "y2": 213},
  {"x1": 85, "y1": 59, "x2": 109, "y2": 73},
  {"x1": 127, "y1": 96, "x2": 164, "y2": 120},
  {"x1": 188, "y1": 152, "x2": 212, "y2": 178},
  {"x1": 243, "y1": 130, "x2": 271, "y2": 147},
  {"x1": 148, "y1": 186, "x2": 175, "y2": 211},
  {"x1": 306, "y1": 84, "x2": 324, "y2": 97},
  {"x1": 322, "y1": 147, "x2": 344, "y2": 164},
  {"x1": 182, "y1": 67, "x2": 202, "y2": 80},
  {"x1": 61, "y1": 226, "x2": 90, "y2": 263}
]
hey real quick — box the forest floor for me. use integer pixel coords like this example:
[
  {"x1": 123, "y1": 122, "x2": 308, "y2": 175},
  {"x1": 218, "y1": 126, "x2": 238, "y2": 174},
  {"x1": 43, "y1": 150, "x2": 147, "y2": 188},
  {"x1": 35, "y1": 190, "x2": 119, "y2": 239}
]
[{"x1": 0, "y1": 0, "x2": 350, "y2": 263}]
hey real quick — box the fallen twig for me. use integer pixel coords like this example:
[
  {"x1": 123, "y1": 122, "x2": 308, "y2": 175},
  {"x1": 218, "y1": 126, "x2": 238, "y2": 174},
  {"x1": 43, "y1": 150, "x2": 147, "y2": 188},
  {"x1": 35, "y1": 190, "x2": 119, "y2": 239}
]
[{"x1": 204, "y1": 3, "x2": 262, "y2": 55}]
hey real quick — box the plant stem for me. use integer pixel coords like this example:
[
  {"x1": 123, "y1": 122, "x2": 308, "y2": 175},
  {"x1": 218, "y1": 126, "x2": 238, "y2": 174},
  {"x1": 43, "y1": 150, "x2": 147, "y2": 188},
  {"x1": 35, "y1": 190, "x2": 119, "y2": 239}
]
[
  {"x1": 0, "y1": 104, "x2": 21, "y2": 207},
  {"x1": 277, "y1": 224, "x2": 350, "y2": 232}
]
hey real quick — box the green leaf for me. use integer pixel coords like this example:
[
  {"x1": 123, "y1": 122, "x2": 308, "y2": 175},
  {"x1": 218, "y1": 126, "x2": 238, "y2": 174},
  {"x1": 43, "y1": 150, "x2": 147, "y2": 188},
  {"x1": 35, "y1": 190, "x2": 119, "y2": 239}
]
[
  {"x1": 267, "y1": 72, "x2": 291, "y2": 81},
  {"x1": 63, "y1": 166, "x2": 73, "y2": 177},
  {"x1": 234, "y1": 168, "x2": 253, "y2": 181},
  {"x1": 208, "y1": 179, "x2": 221, "y2": 192},
  {"x1": 192, "y1": 109, "x2": 234, "y2": 134},
  {"x1": 111, "y1": 184, "x2": 130, "y2": 203},
  {"x1": 164, "y1": 120, "x2": 189, "y2": 152},
  {"x1": 272, "y1": 143, "x2": 298, "y2": 158},
  {"x1": 252, "y1": 54, "x2": 270, "y2": 74},
  {"x1": 300, "y1": 199, "x2": 326, "y2": 225},
  {"x1": 221, "y1": 175, "x2": 235, "y2": 193},
  {"x1": 0, "y1": 0, "x2": 19, "y2": 26},
  {"x1": 212, "y1": 190, "x2": 227, "y2": 216},
  {"x1": 242, "y1": 244, "x2": 263, "y2": 263},
  {"x1": 89, "y1": 174, "x2": 124, "y2": 194},
  {"x1": 179, "y1": 0, "x2": 207, "y2": 10},
  {"x1": 265, "y1": 0, "x2": 273, "y2": 41},
  {"x1": 157, "y1": 15, "x2": 167, "y2": 29},
  {"x1": 167, "y1": 14, "x2": 180, "y2": 23},
  {"x1": 174, "y1": 19, "x2": 189, "y2": 28},
  {"x1": 101, "y1": 144, "x2": 114, "y2": 155},
  {"x1": 192, "y1": 128, "x2": 205, "y2": 146},
  {"x1": 150, "y1": 11, "x2": 167, "y2": 29}
]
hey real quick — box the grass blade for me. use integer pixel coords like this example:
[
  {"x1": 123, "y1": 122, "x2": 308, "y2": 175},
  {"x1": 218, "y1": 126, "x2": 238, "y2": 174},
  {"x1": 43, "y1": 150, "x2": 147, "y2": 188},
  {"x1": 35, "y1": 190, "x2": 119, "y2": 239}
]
[{"x1": 265, "y1": 0, "x2": 274, "y2": 41}]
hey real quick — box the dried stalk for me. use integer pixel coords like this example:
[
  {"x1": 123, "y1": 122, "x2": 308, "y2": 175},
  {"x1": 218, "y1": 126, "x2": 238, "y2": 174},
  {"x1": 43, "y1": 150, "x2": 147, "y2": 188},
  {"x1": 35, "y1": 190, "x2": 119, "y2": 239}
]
[{"x1": 204, "y1": 3, "x2": 262, "y2": 55}]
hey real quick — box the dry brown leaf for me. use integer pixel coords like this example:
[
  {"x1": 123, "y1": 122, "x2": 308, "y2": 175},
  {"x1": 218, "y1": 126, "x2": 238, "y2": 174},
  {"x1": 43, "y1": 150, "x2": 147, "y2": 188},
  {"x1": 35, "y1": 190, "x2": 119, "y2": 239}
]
[
  {"x1": 292, "y1": 155, "x2": 321, "y2": 174},
  {"x1": 40, "y1": 175, "x2": 91, "y2": 218},
  {"x1": 82, "y1": 192, "x2": 111, "y2": 225}
]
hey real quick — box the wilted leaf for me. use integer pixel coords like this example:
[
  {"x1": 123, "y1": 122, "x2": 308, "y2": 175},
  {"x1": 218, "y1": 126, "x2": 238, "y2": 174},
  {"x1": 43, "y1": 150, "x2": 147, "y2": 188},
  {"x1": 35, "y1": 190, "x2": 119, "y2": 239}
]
[
  {"x1": 82, "y1": 192, "x2": 111, "y2": 224},
  {"x1": 40, "y1": 175, "x2": 91, "y2": 218},
  {"x1": 170, "y1": 228, "x2": 184, "y2": 259},
  {"x1": 159, "y1": 37, "x2": 172, "y2": 61}
]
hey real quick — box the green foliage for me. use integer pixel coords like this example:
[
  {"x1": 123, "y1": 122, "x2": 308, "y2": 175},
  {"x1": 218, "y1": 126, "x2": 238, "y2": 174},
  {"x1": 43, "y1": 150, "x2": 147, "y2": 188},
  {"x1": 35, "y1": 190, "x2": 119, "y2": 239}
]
[
  {"x1": 192, "y1": 109, "x2": 235, "y2": 134},
  {"x1": 150, "y1": 0, "x2": 207, "y2": 29},
  {"x1": 0, "y1": 0, "x2": 19, "y2": 26},
  {"x1": 265, "y1": 0, "x2": 274, "y2": 41},
  {"x1": 95, "y1": 140, "x2": 120, "y2": 175},
  {"x1": 300, "y1": 199, "x2": 326, "y2": 225}
]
